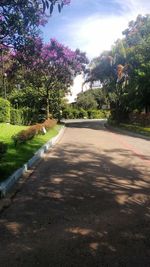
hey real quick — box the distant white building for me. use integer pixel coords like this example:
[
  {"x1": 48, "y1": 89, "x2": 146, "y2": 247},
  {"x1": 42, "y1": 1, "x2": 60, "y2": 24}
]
[
  {"x1": 65, "y1": 71, "x2": 103, "y2": 104},
  {"x1": 66, "y1": 73, "x2": 90, "y2": 103},
  {"x1": 91, "y1": 80, "x2": 102, "y2": 89}
]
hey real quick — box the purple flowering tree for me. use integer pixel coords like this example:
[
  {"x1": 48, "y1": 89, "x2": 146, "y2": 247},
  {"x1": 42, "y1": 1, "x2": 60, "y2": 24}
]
[
  {"x1": 0, "y1": 0, "x2": 71, "y2": 49},
  {"x1": 39, "y1": 39, "x2": 88, "y2": 118},
  {"x1": 7, "y1": 38, "x2": 88, "y2": 119}
]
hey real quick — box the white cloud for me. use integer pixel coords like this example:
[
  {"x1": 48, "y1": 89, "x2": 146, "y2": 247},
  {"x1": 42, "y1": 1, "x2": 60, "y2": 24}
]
[
  {"x1": 63, "y1": 0, "x2": 150, "y2": 101},
  {"x1": 64, "y1": 0, "x2": 150, "y2": 58},
  {"x1": 67, "y1": 15, "x2": 128, "y2": 58},
  {"x1": 114, "y1": 0, "x2": 150, "y2": 15}
]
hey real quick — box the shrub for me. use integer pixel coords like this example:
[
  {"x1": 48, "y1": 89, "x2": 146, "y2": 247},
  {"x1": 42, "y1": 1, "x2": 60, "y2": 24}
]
[
  {"x1": 129, "y1": 112, "x2": 150, "y2": 126},
  {"x1": 72, "y1": 109, "x2": 79, "y2": 119},
  {"x1": 20, "y1": 107, "x2": 40, "y2": 125},
  {"x1": 43, "y1": 118, "x2": 57, "y2": 130},
  {"x1": 62, "y1": 108, "x2": 74, "y2": 119},
  {"x1": 62, "y1": 107, "x2": 109, "y2": 119},
  {"x1": 12, "y1": 128, "x2": 36, "y2": 146},
  {"x1": 0, "y1": 98, "x2": 10, "y2": 123},
  {"x1": 0, "y1": 142, "x2": 7, "y2": 161},
  {"x1": 87, "y1": 109, "x2": 97, "y2": 119},
  {"x1": 12, "y1": 119, "x2": 57, "y2": 146},
  {"x1": 78, "y1": 108, "x2": 87, "y2": 118},
  {"x1": 10, "y1": 108, "x2": 22, "y2": 125},
  {"x1": 87, "y1": 109, "x2": 109, "y2": 119}
]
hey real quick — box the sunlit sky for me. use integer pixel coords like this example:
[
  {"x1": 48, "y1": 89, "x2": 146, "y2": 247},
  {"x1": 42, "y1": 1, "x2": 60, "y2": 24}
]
[{"x1": 41, "y1": 0, "x2": 150, "y2": 59}]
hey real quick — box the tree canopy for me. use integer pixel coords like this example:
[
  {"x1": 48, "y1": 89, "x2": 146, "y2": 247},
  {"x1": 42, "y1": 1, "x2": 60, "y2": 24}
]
[
  {"x1": 86, "y1": 14, "x2": 150, "y2": 121},
  {"x1": 0, "y1": 0, "x2": 71, "y2": 48},
  {"x1": 3, "y1": 37, "x2": 88, "y2": 119}
]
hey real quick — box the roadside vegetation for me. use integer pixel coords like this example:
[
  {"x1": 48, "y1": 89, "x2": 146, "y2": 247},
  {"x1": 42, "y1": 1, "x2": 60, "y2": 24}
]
[
  {"x1": 1, "y1": 2, "x2": 150, "y2": 182},
  {"x1": 119, "y1": 124, "x2": 150, "y2": 137},
  {"x1": 0, "y1": 1, "x2": 87, "y2": 183},
  {"x1": 85, "y1": 15, "x2": 150, "y2": 128},
  {"x1": 0, "y1": 122, "x2": 61, "y2": 182}
]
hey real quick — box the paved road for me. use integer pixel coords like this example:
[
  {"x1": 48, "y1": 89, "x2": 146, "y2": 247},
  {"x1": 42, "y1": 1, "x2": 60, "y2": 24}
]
[{"x1": 0, "y1": 120, "x2": 150, "y2": 267}]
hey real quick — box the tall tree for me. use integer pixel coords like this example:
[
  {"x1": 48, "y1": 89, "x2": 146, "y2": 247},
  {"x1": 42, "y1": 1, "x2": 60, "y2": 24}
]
[
  {"x1": 124, "y1": 14, "x2": 150, "y2": 113},
  {"x1": 88, "y1": 14, "x2": 150, "y2": 121},
  {"x1": 0, "y1": 0, "x2": 71, "y2": 48},
  {"x1": 7, "y1": 38, "x2": 88, "y2": 118}
]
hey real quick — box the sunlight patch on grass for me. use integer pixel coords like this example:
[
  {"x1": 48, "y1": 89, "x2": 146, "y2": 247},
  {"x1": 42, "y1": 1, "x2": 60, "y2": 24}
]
[
  {"x1": 0, "y1": 123, "x2": 62, "y2": 181},
  {"x1": 0, "y1": 123, "x2": 28, "y2": 143}
]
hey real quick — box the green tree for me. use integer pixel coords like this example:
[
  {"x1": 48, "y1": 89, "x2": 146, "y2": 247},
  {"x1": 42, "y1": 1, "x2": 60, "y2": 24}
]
[
  {"x1": 7, "y1": 38, "x2": 88, "y2": 120},
  {"x1": 88, "y1": 14, "x2": 150, "y2": 122},
  {"x1": 124, "y1": 15, "x2": 150, "y2": 113},
  {"x1": 76, "y1": 91, "x2": 98, "y2": 110}
]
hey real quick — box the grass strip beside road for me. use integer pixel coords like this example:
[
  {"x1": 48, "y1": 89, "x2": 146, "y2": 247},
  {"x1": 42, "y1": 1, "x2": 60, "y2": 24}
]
[
  {"x1": 0, "y1": 123, "x2": 62, "y2": 182},
  {"x1": 120, "y1": 123, "x2": 150, "y2": 137}
]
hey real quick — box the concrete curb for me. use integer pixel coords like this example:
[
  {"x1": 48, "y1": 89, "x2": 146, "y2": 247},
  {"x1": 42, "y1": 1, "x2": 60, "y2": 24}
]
[
  {"x1": 105, "y1": 123, "x2": 150, "y2": 140},
  {"x1": 0, "y1": 126, "x2": 65, "y2": 199}
]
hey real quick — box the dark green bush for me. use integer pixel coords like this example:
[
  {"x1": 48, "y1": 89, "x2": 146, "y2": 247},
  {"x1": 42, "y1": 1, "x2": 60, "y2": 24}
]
[
  {"x1": 78, "y1": 108, "x2": 87, "y2": 118},
  {"x1": 62, "y1": 107, "x2": 87, "y2": 119},
  {"x1": 0, "y1": 142, "x2": 7, "y2": 161},
  {"x1": 21, "y1": 107, "x2": 39, "y2": 125},
  {"x1": 129, "y1": 112, "x2": 150, "y2": 126},
  {"x1": 10, "y1": 108, "x2": 22, "y2": 125},
  {"x1": 0, "y1": 98, "x2": 10, "y2": 123},
  {"x1": 87, "y1": 109, "x2": 109, "y2": 119},
  {"x1": 62, "y1": 108, "x2": 73, "y2": 119},
  {"x1": 72, "y1": 109, "x2": 79, "y2": 118},
  {"x1": 62, "y1": 107, "x2": 109, "y2": 120}
]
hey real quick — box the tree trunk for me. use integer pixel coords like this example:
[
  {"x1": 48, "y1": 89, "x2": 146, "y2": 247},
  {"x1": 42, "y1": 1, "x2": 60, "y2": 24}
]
[{"x1": 46, "y1": 89, "x2": 50, "y2": 119}]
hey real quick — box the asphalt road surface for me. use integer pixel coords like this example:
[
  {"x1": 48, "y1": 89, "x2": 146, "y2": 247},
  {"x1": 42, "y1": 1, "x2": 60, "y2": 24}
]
[{"x1": 0, "y1": 120, "x2": 150, "y2": 267}]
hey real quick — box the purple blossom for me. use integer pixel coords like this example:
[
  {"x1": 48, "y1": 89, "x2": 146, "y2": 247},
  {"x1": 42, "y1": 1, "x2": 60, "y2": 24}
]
[
  {"x1": 37, "y1": 17, "x2": 48, "y2": 26},
  {"x1": 63, "y1": 0, "x2": 71, "y2": 4},
  {"x1": 0, "y1": 15, "x2": 4, "y2": 21},
  {"x1": 9, "y1": 50, "x2": 16, "y2": 57},
  {"x1": 6, "y1": 36, "x2": 88, "y2": 88}
]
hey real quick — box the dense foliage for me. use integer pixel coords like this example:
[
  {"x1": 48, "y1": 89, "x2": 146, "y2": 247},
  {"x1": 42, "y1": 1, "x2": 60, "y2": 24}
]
[
  {"x1": 0, "y1": 141, "x2": 7, "y2": 162},
  {"x1": 0, "y1": 0, "x2": 71, "y2": 48},
  {"x1": 76, "y1": 88, "x2": 108, "y2": 110},
  {"x1": 4, "y1": 38, "x2": 88, "y2": 119},
  {"x1": 0, "y1": 97, "x2": 10, "y2": 122},
  {"x1": 87, "y1": 15, "x2": 150, "y2": 123},
  {"x1": 0, "y1": 0, "x2": 76, "y2": 124},
  {"x1": 1, "y1": 6, "x2": 150, "y2": 126},
  {"x1": 62, "y1": 106, "x2": 109, "y2": 120}
]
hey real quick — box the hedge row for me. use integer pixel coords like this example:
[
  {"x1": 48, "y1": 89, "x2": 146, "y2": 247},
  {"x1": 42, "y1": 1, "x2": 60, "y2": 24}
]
[
  {"x1": 0, "y1": 98, "x2": 38, "y2": 125},
  {"x1": 12, "y1": 119, "x2": 57, "y2": 146},
  {"x1": 11, "y1": 107, "x2": 41, "y2": 125},
  {"x1": 10, "y1": 108, "x2": 22, "y2": 125},
  {"x1": 62, "y1": 108, "x2": 109, "y2": 119},
  {"x1": 0, "y1": 98, "x2": 10, "y2": 123},
  {"x1": 129, "y1": 112, "x2": 150, "y2": 126}
]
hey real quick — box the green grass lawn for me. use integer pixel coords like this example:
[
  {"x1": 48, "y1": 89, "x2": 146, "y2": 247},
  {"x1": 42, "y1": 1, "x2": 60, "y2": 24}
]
[{"x1": 0, "y1": 123, "x2": 62, "y2": 182}]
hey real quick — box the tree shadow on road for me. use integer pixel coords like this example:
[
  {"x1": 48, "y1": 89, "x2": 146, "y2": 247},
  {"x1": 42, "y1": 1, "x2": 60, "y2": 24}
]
[{"x1": 0, "y1": 141, "x2": 150, "y2": 267}]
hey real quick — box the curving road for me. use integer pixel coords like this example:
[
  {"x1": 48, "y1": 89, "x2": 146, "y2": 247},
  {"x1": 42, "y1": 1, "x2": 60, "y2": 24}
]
[{"x1": 0, "y1": 120, "x2": 150, "y2": 267}]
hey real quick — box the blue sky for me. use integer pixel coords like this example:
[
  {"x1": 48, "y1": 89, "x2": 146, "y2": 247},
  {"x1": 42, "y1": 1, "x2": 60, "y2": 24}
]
[{"x1": 41, "y1": 0, "x2": 150, "y2": 59}]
